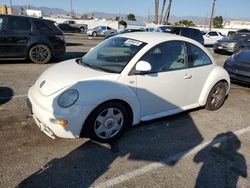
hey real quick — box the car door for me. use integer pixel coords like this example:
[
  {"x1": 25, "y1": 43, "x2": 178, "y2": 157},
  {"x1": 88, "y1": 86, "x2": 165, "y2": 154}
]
[
  {"x1": 185, "y1": 42, "x2": 214, "y2": 104},
  {"x1": 205, "y1": 31, "x2": 220, "y2": 45},
  {"x1": 4, "y1": 16, "x2": 31, "y2": 58},
  {"x1": 135, "y1": 41, "x2": 192, "y2": 118}
]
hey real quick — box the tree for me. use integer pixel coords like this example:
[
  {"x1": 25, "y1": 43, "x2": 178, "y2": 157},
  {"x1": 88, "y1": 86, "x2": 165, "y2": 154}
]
[
  {"x1": 154, "y1": 0, "x2": 159, "y2": 24},
  {"x1": 127, "y1": 13, "x2": 136, "y2": 21},
  {"x1": 159, "y1": 0, "x2": 167, "y2": 25},
  {"x1": 115, "y1": 16, "x2": 120, "y2": 21},
  {"x1": 178, "y1": 20, "x2": 195, "y2": 27},
  {"x1": 213, "y1": 16, "x2": 223, "y2": 28},
  {"x1": 163, "y1": 0, "x2": 172, "y2": 25},
  {"x1": 81, "y1": 14, "x2": 89, "y2": 20}
]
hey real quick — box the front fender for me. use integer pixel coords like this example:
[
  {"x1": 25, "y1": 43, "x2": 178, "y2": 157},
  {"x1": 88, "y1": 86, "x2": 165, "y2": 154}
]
[
  {"x1": 199, "y1": 66, "x2": 230, "y2": 106},
  {"x1": 74, "y1": 80, "x2": 141, "y2": 125}
]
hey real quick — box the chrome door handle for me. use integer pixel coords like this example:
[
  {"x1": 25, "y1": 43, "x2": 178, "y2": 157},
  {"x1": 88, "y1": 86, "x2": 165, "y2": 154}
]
[{"x1": 184, "y1": 74, "x2": 192, "y2": 79}]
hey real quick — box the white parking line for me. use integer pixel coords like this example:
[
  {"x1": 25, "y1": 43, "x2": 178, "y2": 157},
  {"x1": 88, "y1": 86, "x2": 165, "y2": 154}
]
[
  {"x1": 93, "y1": 126, "x2": 250, "y2": 188},
  {"x1": 0, "y1": 94, "x2": 27, "y2": 100}
]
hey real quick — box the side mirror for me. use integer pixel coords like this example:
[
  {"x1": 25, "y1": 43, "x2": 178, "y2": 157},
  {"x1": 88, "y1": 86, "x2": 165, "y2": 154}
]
[
  {"x1": 135, "y1": 61, "x2": 152, "y2": 72},
  {"x1": 206, "y1": 34, "x2": 210, "y2": 37}
]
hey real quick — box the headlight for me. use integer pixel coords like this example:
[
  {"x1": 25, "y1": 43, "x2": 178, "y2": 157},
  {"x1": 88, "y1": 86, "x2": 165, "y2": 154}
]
[
  {"x1": 58, "y1": 89, "x2": 79, "y2": 108},
  {"x1": 228, "y1": 42, "x2": 236, "y2": 47}
]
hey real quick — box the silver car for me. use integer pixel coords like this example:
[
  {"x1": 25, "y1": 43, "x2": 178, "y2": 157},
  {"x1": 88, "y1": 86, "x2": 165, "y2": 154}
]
[
  {"x1": 214, "y1": 33, "x2": 250, "y2": 54},
  {"x1": 87, "y1": 26, "x2": 117, "y2": 37}
]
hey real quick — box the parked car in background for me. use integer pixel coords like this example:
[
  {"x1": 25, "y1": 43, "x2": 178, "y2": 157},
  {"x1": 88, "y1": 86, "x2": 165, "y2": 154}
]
[
  {"x1": 143, "y1": 27, "x2": 155, "y2": 32},
  {"x1": 105, "y1": 28, "x2": 144, "y2": 39},
  {"x1": 28, "y1": 32, "x2": 230, "y2": 142},
  {"x1": 203, "y1": 31, "x2": 225, "y2": 46},
  {"x1": 0, "y1": 14, "x2": 65, "y2": 64},
  {"x1": 87, "y1": 26, "x2": 117, "y2": 37},
  {"x1": 62, "y1": 20, "x2": 88, "y2": 33},
  {"x1": 214, "y1": 32, "x2": 250, "y2": 54},
  {"x1": 233, "y1": 34, "x2": 250, "y2": 53},
  {"x1": 154, "y1": 26, "x2": 204, "y2": 44},
  {"x1": 58, "y1": 23, "x2": 81, "y2": 33},
  {"x1": 224, "y1": 50, "x2": 250, "y2": 84}
]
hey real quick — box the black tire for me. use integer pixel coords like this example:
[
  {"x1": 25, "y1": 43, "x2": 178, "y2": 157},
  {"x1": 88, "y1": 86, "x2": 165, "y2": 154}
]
[
  {"x1": 92, "y1": 31, "x2": 97, "y2": 37},
  {"x1": 80, "y1": 27, "x2": 85, "y2": 33},
  {"x1": 29, "y1": 44, "x2": 52, "y2": 64},
  {"x1": 205, "y1": 82, "x2": 228, "y2": 111},
  {"x1": 83, "y1": 102, "x2": 130, "y2": 143}
]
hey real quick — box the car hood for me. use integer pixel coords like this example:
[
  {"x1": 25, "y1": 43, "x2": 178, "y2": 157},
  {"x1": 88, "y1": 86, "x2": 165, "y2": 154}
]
[
  {"x1": 217, "y1": 38, "x2": 236, "y2": 43},
  {"x1": 35, "y1": 59, "x2": 120, "y2": 96},
  {"x1": 235, "y1": 51, "x2": 250, "y2": 64}
]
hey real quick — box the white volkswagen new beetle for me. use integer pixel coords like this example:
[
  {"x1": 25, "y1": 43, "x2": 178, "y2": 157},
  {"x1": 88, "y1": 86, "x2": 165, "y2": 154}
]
[{"x1": 28, "y1": 32, "x2": 230, "y2": 142}]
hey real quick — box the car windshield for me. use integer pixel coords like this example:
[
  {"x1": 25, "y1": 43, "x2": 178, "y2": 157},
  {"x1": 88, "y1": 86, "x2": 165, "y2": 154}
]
[
  {"x1": 81, "y1": 37, "x2": 147, "y2": 73},
  {"x1": 227, "y1": 33, "x2": 248, "y2": 41}
]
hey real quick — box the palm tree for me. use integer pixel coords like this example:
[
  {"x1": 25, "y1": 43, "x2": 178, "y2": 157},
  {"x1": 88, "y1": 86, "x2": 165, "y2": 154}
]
[
  {"x1": 159, "y1": 0, "x2": 167, "y2": 25},
  {"x1": 154, "y1": 0, "x2": 159, "y2": 24},
  {"x1": 163, "y1": 0, "x2": 172, "y2": 24}
]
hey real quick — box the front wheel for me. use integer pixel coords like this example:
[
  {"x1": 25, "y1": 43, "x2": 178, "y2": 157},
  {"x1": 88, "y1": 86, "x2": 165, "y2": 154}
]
[
  {"x1": 84, "y1": 102, "x2": 129, "y2": 142},
  {"x1": 92, "y1": 31, "x2": 97, "y2": 37},
  {"x1": 29, "y1": 44, "x2": 51, "y2": 64},
  {"x1": 205, "y1": 82, "x2": 228, "y2": 111}
]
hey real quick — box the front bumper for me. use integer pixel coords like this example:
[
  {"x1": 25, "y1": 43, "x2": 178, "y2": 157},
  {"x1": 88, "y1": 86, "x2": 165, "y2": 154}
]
[
  {"x1": 224, "y1": 64, "x2": 250, "y2": 84},
  {"x1": 228, "y1": 72, "x2": 250, "y2": 83},
  {"x1": 28, "y1": 86, "x2": 97, "y2": 139},
  {"x1": 214, "y1": 44, "x2": 234, "y2": 53}
]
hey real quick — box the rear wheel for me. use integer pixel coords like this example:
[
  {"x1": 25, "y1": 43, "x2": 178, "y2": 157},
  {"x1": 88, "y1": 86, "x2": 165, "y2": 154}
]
[
  {"x1": 205, "y1": 82, "x2": 228, "y2": 111},
  {"x1": 92, "y1": 31, "x2": 97, "y2": 37},
  {"x1": 29, "y1": 44, "x2": 51, "y2": 64},
  {"x1": 84, "y1": 102, "x2": 129, "y2": 142}
]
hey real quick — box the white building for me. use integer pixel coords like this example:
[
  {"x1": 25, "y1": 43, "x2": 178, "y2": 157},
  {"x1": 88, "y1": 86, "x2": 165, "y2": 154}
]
[
  {"x1": 224, "y1": 20, "x2": 250, "y2": 29},
  {"x1": 26, "y1": 9, "x2": 42, "y2": 18}
]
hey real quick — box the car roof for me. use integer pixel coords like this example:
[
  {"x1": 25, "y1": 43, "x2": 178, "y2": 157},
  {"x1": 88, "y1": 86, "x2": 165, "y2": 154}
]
[{"x1": 116, "y1": 32, "x2": 199, "y2": 45}]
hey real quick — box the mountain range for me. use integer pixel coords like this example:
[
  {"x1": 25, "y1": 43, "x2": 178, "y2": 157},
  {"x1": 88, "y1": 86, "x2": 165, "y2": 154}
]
[{"x1": 12, "y1": 5, "x2": 250, "y2": 25}]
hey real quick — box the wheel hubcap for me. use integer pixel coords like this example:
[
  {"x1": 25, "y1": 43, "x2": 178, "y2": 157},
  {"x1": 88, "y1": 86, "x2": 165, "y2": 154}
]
[
  {"x1": 211, "y1": 86, "x2": 224, "y2": 107},
  {"x1": 94, "y1": 107, "x2": 124, "y2": 139},
  {"x1": 31, "y1": 45, "x2": 50, "y2": 63}
]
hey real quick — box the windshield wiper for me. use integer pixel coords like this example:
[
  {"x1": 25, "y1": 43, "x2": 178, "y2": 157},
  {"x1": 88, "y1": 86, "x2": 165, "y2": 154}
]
[{"x1": 82, "y1": 62, "x2": 105, "y2": 72}]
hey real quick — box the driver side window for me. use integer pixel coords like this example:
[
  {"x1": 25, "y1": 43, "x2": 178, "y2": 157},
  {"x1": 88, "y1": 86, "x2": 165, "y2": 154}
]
[{"x1": 140, "y1": 41, "x2": 188, "y2": 73}]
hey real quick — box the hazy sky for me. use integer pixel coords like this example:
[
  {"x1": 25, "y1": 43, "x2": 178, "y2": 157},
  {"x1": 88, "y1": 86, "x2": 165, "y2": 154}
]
[{"x1": 1, "y1": 0, "x2": 249, "y2": 19}]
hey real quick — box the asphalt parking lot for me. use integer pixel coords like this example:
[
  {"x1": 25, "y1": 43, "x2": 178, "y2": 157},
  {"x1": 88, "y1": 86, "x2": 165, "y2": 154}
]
[{"x1": 0, "y1": 34, "x2": 250, "y2": 188}]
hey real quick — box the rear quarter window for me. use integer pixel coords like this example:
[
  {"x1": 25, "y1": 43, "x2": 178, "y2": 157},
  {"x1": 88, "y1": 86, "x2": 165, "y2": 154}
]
[
  {"x1": 33, "y1": 20, "x2": 53, "y2": 32},
  {"x1": 186, "y1": 42, "x2": 212, "y2": 67}
]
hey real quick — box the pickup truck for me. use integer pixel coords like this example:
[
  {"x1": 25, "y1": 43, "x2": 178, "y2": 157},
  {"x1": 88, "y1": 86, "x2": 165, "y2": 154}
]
[{"x1": 62, "y1": 20, "x2": 88, "y2": 33}]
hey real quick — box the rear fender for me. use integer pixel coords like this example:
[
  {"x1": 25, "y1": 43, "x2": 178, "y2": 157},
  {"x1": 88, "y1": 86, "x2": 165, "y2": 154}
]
[{"x1": 198, "y1": 66, "x2": 230, "y2": 106}]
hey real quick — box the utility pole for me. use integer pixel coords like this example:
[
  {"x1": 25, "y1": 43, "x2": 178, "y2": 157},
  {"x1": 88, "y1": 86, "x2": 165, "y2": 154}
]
[
  {"x1": 209, "y1": 0, "x2": 216, "y2": 31},
  {"x1": 9, "y1": 0, "x2": 13, "y2": 14},
  {"x1": 9, "y1": 0, "x2": 12, "y2": 9},
  {"x1": 70, "y1": 0, "x2": 73, "y2": 17}
]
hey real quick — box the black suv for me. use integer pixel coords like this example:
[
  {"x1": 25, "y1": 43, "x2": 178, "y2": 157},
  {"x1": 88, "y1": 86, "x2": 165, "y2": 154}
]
[
  {"x1": 154, "y1": 26, "x2": 204, "y2": 45},
  {"x1": 0, "y1": 14, "x2": 66, "y2": 64}
]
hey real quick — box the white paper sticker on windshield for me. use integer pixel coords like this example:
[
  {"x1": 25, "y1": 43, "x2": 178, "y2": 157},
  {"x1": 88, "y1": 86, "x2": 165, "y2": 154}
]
[{"x1": 125, "y1": 39, "x2": 143, "y2": 46}]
